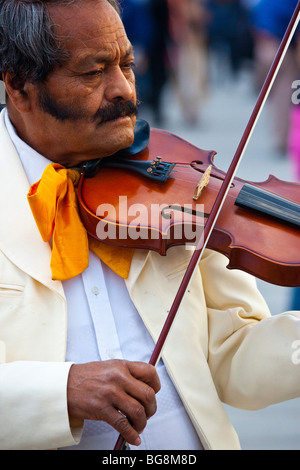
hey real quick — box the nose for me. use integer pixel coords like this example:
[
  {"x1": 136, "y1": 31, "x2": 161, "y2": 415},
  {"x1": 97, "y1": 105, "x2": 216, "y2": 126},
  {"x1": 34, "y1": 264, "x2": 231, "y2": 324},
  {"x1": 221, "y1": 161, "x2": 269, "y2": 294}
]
[{"x1": 105, "y1": 66, "x2": 135, "y2": 103}]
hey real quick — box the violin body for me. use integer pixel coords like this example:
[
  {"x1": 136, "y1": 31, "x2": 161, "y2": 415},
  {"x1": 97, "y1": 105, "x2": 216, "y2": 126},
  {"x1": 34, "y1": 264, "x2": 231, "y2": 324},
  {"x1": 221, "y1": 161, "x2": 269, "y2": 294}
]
[{"x1": 78, "y1": 128, "x2": 300, "y2": 287}]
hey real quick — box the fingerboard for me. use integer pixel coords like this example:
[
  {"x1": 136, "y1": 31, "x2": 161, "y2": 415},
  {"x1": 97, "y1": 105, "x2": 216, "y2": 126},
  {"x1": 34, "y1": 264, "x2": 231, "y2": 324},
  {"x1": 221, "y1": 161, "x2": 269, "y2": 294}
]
[{"x1": 235, "y1": 183, "x2": 300, "y2": 228}]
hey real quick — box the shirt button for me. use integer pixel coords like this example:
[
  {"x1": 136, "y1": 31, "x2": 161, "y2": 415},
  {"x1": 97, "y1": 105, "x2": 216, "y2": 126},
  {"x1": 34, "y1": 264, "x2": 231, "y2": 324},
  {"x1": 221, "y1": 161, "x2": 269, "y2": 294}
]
[
  {"x1": 91, "y1": 286, "x2": 100, "y2": 296},
  {"x1": 108, "y1": 349, "x2": 116, "y2": 359}
]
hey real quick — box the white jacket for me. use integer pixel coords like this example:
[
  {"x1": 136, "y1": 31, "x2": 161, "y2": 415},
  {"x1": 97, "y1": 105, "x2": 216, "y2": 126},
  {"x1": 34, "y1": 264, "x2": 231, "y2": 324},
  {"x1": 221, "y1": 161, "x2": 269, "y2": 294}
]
[{"x1": 0, "y1": 110, "x2": 299, "y2": 450}]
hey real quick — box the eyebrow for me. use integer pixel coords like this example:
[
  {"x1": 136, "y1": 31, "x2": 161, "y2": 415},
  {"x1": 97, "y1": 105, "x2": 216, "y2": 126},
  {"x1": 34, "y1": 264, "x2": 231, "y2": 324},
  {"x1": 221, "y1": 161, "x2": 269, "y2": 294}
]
[{"x1": 76, "y1": 45, "x2": 134, "y2": 69}]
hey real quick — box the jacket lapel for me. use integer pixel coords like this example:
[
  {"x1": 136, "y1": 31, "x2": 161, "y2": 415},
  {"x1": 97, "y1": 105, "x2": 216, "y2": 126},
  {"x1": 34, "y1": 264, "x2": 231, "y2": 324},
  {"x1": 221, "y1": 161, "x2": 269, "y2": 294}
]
[{"x1": 0, "y1": 110, "x2": 64, "y2": 296}]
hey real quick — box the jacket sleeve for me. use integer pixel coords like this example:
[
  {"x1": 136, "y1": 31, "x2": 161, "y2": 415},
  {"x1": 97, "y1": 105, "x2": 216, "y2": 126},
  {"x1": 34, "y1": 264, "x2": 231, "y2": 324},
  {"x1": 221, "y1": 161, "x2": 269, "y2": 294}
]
[
  {"x1": 0, "y1": 360, "x2": 82, "y2": 449},
  {"x1": 200, "y1": 249, "x2": 300, "y2": 410}
]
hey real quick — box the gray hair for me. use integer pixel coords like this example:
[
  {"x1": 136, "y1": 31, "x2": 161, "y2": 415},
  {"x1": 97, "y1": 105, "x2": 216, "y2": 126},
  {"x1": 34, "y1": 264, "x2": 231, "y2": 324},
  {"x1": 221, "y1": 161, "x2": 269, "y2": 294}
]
[{"x1": 0, "y1": 0, "x2": 121, "y2": 87}]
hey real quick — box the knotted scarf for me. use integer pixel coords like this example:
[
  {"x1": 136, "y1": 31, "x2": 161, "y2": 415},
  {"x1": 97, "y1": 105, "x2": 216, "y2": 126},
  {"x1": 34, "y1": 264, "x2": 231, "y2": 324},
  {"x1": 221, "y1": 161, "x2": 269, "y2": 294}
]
[{"x1": 27, "y1": 163, "x2": 133, "y2": 280}]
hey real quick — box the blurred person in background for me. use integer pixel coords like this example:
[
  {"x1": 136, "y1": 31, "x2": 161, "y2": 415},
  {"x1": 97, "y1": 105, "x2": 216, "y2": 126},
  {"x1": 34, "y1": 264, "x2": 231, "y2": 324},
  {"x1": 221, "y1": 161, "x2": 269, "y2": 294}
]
[
  {"x1": 167, "y1": 0, "x2": 208, "y2": 126},
  {"x1": 147, "y1": 0, "x2": 170, "y2": 125},
  {"x1": 288, "y1": 34, "x2": 300, "y2": 182},
  {"x1": 205, "y1": 0, "x2": 254, "y2": 78},
  {"x1": 122, "y1": 0, "x2": 170, "y2": 125},
  {"x1": 252, "y1": 0, "x2": 300, "y2": 154},
  {"x1": 121, "y1": 0, "x2": 153, "y2": 107},
  {"x1": 288, "y1": 33, "x2": 300, "y2": 311}
]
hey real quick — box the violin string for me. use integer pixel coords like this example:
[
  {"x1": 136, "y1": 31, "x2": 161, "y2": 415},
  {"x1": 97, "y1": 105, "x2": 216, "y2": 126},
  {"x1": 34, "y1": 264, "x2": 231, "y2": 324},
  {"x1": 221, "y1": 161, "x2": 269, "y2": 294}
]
[
  {"x1": 167, "y1": 175, "x2": 196, "y2": 183},
  {"x1": 172, "y1": 163, "x2": 191, "y2": 168},
  {"x1": 167, "y1": 163, "x2": 208, "y2": 184},
  {"x1": 168, "y1": 172, "x2": 221, "y2": 189},
  {"x1": 168, "y1": 170, "x2": 196, "y2": 183}
]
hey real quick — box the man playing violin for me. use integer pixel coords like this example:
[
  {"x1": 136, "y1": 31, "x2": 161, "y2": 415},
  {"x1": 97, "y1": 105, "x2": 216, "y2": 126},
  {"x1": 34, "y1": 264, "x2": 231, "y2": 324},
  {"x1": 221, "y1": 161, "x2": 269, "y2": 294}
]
[{"x1": 0, "y1": 0, "x2": 299, "y2": 450}]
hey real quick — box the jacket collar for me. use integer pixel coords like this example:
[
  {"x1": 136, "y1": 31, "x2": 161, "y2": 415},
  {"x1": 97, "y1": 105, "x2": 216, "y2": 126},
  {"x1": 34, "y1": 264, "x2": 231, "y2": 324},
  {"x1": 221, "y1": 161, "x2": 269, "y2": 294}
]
[{"x1": 0, "y1": 110, "x2": 64, "y2": 296}]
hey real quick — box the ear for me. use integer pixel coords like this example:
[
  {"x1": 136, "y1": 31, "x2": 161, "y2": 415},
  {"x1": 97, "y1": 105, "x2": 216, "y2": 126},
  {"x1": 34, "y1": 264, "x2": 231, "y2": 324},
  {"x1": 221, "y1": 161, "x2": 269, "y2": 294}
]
[{"x1": 2, "y1": 71, "x2": 32, "y2": 112}]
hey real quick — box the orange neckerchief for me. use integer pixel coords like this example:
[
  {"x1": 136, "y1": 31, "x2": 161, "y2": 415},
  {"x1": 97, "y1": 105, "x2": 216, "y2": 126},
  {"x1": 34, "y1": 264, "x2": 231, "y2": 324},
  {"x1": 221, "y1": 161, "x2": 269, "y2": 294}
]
[{"x1": 27, "y1": 163, "x2": 133, "y2": 280}]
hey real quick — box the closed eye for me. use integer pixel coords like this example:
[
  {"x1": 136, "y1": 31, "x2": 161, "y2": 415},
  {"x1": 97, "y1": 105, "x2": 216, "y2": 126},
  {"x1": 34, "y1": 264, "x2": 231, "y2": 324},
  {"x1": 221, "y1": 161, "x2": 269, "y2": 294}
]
[
  {"x1": 122, "y1": 61, "x2": 136, "y2": 70},
  {"x1": 84, "y1": 69, "x2": 104, "y2": 76}
]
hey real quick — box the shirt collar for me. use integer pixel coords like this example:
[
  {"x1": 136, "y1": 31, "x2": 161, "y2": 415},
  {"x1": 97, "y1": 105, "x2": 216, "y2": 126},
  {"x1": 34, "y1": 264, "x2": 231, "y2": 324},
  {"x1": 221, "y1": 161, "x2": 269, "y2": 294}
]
[{"x1": 4, "y1": 109, "x2": 52, "y2": 186}]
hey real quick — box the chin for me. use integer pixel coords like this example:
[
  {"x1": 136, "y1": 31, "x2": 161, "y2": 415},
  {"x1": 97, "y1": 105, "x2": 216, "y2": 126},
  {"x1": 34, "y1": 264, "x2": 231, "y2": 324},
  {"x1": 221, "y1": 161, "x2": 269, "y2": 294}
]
[{"x1": 101, "y1": 116, "x2": 136, "y2": 154}]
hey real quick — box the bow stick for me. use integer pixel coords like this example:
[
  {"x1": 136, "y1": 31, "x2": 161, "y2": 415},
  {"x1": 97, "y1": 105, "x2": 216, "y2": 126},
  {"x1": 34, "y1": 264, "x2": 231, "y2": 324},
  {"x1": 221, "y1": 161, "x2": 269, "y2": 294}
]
[{"x1": 114, "y1": 0, "x2": 300, "y2": 450}]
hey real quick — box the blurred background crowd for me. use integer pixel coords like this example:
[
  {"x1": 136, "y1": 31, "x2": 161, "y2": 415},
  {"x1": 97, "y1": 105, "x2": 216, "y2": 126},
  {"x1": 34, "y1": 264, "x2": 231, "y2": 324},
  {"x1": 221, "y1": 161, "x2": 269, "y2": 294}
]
[
  {"x1": 120, "y1": 0, "x2": 300, "y2": 313},
  {"x1": 122, "y1": 0, "x2": 300, "y2": 158}
]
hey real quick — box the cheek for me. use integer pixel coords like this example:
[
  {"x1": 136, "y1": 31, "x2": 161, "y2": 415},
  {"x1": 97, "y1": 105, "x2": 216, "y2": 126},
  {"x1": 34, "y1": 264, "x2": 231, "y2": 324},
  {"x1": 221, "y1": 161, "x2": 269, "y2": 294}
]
[
  {"x1": 73, "y1": 87, "x2": 104, "y2": 115},
  {"x1": 53, "y1": 77, "x2": 105, "y2": 114},
  {"x1": 129, "y1": 74, "x2": 137, "y2": 99}
]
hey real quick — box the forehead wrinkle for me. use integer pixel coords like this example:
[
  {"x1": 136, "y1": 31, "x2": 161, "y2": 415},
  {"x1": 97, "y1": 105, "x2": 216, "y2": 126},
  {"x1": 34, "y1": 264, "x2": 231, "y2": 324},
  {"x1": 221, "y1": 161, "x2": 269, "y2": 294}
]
[
  {"x1": 48, "y1": 1, "x2": 129, "y2": 62},
  {"x1": 71, "y1": 19, "x2": 127, "y2": 45},
  {"x1": 70, "y1": 29, "x2": 133, "y2": 69},
  {"x1": 62, "y1": 21, "x2": 131, "y2": 68}
]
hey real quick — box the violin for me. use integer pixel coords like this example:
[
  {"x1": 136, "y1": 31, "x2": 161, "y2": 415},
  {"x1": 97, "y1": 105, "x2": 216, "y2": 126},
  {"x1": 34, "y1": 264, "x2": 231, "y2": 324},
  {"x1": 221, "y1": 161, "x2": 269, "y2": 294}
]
[
  {"x1": 78, "y1": 124, "x2": 300, "y2": 287},
  {"x1": 77, "y1": 0, "x2": 300, "y2": 450}
]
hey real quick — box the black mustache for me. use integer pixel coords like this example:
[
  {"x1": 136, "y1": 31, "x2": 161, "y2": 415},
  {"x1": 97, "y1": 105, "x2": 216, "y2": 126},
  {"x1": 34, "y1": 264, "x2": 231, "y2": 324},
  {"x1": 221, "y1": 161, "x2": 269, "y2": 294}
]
[{"x1": 93, "y1": 100, "x2": 138, "y2": 125}]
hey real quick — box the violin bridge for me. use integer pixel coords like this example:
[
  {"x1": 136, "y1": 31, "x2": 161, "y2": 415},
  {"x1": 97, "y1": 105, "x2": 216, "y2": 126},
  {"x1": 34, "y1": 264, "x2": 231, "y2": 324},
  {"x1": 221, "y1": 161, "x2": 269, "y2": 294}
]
[{"x1": 193, "y1": 165, "x2": 212, "y2": 200}]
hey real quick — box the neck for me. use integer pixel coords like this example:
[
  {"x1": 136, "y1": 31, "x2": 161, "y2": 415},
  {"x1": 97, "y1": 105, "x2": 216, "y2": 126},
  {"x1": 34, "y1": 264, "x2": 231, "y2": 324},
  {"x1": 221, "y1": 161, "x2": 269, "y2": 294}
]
[{"x1": 6, "y1": 105, "x2": 91, "y2": 167}]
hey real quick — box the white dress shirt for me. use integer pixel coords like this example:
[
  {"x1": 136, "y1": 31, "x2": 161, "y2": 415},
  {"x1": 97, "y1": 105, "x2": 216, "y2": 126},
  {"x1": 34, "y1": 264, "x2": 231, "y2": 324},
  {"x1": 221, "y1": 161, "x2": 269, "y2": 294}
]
[{"x1": 5, "y1": 110, "x2": 203, "y2": 451}]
